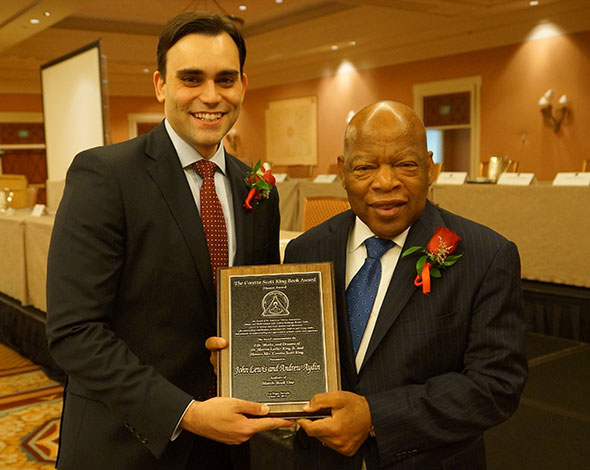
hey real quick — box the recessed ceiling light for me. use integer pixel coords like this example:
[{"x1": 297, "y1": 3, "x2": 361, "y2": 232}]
[
  {"x1": 331, "y1": 45, "x2": 339, "y2": 51},
  {"x1": 239, "y1": 5, "x2": 247, "y2": 11},
  {"x1": 348, "y1": 41, "x2": 357, "y2": 46},
  {"x1": 275, "y1": 0, "x2": 284, "y2": 4},
  {"x1": 337, "y1": 60, "x2": 356, "y2": 75},
  {"x1": 44, "y1": 11, "x2": 50, "y2": 17},
  {"x1": 30, "y1": 18, "x2": 40, "y2": 24},
  {"x1": 529, "y1": 1, "x2": 539, "y2": 6},
  {"x1": 143, "y1": 68, "x2": 150, "y2": 73}
]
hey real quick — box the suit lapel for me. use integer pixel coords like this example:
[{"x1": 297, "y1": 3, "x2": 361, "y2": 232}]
[
  {"x1": 225, "y1": 154, "x2": 252, "y2": 266},
  {"x1": 144, "y1": 123, "x2": 217, "y2": 310},
  {"x1": 324, "y1": 211, "x2": 359, "y2": 389},
  {"x1": 361, "y1": 201, "x2": 444, "y2": 368}
]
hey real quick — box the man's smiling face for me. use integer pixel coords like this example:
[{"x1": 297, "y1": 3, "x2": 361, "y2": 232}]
[
  {"x1": 154, "y1": 32, "x2": 247, "y2": 158},
  {"x1": 339, "y1": 103, "x2": 433, "y2": 239}
]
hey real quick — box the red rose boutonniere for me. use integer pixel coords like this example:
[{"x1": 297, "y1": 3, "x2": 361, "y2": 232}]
[
  {"x1": 243, "y1": 159, "x2": 276, "y2": 211},
  {"x1": 402, "y1": 226, "x2": 462, "y2": 294}
]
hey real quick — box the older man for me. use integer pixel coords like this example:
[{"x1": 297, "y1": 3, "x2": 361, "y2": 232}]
[{"x1": 284, "y1": 101, "x2": 527, "y2": 469}]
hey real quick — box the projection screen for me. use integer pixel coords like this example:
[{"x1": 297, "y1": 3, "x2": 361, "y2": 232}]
[{"x1": 41, "y1": 41, "x2": 106, "y2": 181}]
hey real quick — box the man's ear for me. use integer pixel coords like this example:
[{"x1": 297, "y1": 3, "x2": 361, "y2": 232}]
[
  {"x1": 426, "y1": 151, "x2": 435, "y2": 185},
  {"x1": 153, "y1": 71, "x2": 166, "y2": 103},
  {"x1": 241, "y1": 72, "x2": 248, "y2": 96},
  {"x1": 337, "y1": 155, "x2": 346, "y2": 188}
]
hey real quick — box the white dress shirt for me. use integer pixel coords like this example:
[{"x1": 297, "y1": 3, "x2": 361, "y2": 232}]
[
  {"x1": 345, "y1": 218, "x2": 410, "y2": 372},
  {"x1": 164, "y1": 120, "x2": 238, "y2": 440},
  {"x1": 164, "y1": 119, "x2": 237, "y2": 265}
]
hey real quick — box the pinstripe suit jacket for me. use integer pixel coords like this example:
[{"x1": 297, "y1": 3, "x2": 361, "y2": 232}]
[{"x1": 284, "y1": 200, "x2": 527, "y2": 470}]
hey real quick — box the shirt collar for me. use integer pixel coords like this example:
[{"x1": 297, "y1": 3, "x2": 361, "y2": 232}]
[
  {"x1": 164, "y1": 119, "x2": 227, "y2": 174},
  {"x1": 349, "y1": 216, "x2": 410, "y2": 253}
]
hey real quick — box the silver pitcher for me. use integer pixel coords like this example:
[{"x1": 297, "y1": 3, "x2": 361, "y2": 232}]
[
  {"x1": 487, "y1": 155, "x2": 508, "y2": 183},
  {"x1": 0, "y1": 187, "x2": 14, "y2": 213}
]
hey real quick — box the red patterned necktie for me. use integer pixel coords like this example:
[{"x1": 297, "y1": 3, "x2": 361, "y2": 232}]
[
  {"x1": 193, "y1": 159, "x2": 228, "y2": 288},
  {"x1": 193, "y1": 159, "x2": 227, "y2": 399}
]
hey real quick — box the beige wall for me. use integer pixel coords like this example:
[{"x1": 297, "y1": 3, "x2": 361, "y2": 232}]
[
  {"x1": 0, "y1": 94, "x2": 163, "y2": 146},
  {"x1": 0, "y1": 93, "x2": 43, "y2": 112},
  {"x1": 107, "y1": 96, "x2": 163, "y2": 144},
  {"x1": 1, "y1": 30, "x2": 588, "y2": 181},
  {"x1": 237, "y1": 30, "x2": 590, "y2": 181}
]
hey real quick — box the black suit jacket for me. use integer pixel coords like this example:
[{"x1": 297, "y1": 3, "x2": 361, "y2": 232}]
[
  {"x1": 284, "y1": 201, "x2": 527, "y2": 470},
  {"x1": 46, "y1": 122, "x2": 280, "y2": 469}
]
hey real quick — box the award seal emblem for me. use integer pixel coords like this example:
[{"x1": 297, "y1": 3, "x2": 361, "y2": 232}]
[{"x1": 262, "y1": 290, "x2": 290, "y2": 317}]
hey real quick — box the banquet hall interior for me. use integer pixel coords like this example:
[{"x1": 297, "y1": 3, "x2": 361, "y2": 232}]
[{"x1": 0, "y1": 0, "x2": 589, "y2": 468}]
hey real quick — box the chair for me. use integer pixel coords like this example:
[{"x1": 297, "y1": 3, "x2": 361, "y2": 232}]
[
  {"x1": 271, "y1": 165, "x2": 314, "y2": 178},
  {"x1": 583, "y1": 159, "x2": 590, "y2": 172},
  {"x1": 26, "y1": 185, "x2": 40, "y2": 207},
  {"x1": 46, "y1": 179, "x2": 65, "y2": 212},
  {"x1": 302, "y1": 197, "x2": 350, "y2": 231},
  {"x1": 505, "y1": 160, "x2": 519, "y2": 172},
  {"x1": 0, "y1": 174, "x2": 28, "y2": 209}
]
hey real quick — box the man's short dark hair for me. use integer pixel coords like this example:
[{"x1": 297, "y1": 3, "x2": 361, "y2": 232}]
[{"x1": 157, "y1": 11, "x2": 246, "y2": 79}]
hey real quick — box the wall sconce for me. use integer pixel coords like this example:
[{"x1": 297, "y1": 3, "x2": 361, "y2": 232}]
[{"x1": 538, "y1": 89, "x2": 569, "y2": 133}]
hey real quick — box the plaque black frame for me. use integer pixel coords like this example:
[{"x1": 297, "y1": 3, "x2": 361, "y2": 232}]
[{"x1": 218, "y1": 262, "x2": 340, "y2": 418}]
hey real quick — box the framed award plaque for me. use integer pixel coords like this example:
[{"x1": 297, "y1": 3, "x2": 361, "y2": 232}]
[{"x1": 217, "y1": 262, "x2": 340, "y2": 418}]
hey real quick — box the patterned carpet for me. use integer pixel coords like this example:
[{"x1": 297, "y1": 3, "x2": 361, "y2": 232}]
[{"x1": 0, "y1": 343, "x2": 63, "y2": 469}]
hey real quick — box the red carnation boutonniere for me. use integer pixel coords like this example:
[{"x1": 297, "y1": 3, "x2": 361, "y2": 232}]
[
  {"x1": 243, "y1": 159, "x2": 276, "y2": 211},
  {"x1": 401, "y1": 226, "x2": 462, "y2": 294}
]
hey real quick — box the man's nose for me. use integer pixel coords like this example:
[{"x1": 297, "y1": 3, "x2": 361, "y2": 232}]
[
  {"x1": 200, "y1": 80, "x2": 221, "y2": 104},
  {"x1": 372, "y1": 165, "x2": 401, "y2": 190}
]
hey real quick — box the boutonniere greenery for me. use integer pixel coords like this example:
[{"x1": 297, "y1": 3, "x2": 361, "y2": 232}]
[
  {"x1": 402, "y1": 226, "x2": 462, "y2": 294},
  {"x1": 243, "y1": 160, "x2": 276, "y2": 211}
]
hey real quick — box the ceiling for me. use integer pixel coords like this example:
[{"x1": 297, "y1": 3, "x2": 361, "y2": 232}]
[{"x1": 1, "y1": 0, "x2": 589, "y2": 97}]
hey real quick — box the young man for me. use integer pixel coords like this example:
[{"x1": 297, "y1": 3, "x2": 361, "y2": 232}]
[{"x1": 46, "y1": 11, "x2": 288, "y2": 470}]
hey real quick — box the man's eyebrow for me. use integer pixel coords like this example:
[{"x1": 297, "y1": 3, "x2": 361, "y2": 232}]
[
  {"x1": 216, "y1": 70, "x2": 240, "y2": 78},
  {"x1": 175, "y1": 69, "x2": 240, "y2": 78},
  {"x1": 176, "y1": 69, "x2": 205, "y2": 76}
]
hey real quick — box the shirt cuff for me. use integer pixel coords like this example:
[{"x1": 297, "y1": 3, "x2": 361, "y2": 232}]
[{"x1": 171, "y1": 399, "x2": 195, "y2": 441}]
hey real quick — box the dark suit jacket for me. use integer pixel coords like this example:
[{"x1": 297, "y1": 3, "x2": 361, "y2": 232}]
[
  {"x1": 284, "y1": 201, "x2": 527, "y2": 470},
  {"x1": 46, "y1": 122, "x2": 280, "y2": 469}
]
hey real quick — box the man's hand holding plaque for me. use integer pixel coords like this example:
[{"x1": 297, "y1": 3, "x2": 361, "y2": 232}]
[
  {"x1": 206, "y1": 336, "x2": 226, "y2": 376},
  {"x1": 297, "y1": 391, "x2": 373, "y2": 456},
  {"x1": 180, "y1": 396, "x2": 293, "y2": 444}
]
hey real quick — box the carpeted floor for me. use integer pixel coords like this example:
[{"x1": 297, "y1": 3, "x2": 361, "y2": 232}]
[
  {"x1": 1, "y1": 333, "x2": 589, "y2": 469},
  {"x1": 250, "y1": 332, "x2": 590, "y2": 470},
  {"x1": 485, "y1": 333, "x2": 590, "y2": 470},
  {"x1": 0, "y1": 343, "x2": 63, "y2": 469}
]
